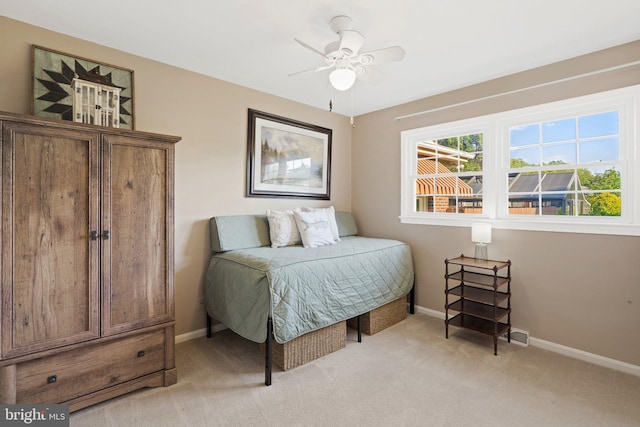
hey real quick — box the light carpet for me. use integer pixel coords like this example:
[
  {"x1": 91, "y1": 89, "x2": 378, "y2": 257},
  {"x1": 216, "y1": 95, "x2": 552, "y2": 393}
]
[{"x1": 70, "y1": 313, "x2": 640, "y2": 426}]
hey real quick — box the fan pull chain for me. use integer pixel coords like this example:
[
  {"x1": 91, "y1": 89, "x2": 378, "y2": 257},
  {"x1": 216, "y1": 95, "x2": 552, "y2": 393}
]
[{"x1": 350, "y1": 86, "x2": 355, "y2": 128}]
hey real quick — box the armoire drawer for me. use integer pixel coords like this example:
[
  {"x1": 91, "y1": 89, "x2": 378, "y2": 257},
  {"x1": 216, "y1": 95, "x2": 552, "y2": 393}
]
[{"x1": 15, "y1": 330, "x2": 165, "y2": 404}]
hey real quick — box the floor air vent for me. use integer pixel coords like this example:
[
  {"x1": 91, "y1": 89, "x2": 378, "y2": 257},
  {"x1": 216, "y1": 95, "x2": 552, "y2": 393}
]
[{"x1": 500, "y1": 328, "x2": 529, "y2": 347}]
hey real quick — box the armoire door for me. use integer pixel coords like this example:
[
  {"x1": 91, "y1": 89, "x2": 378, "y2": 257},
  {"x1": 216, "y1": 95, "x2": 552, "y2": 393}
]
[
  {"x1": 1, "y1": 121, "x2": 101, "y2": 358},
  {"x1": 101, "y1": 134, "x2": 175, "y2": 335}
]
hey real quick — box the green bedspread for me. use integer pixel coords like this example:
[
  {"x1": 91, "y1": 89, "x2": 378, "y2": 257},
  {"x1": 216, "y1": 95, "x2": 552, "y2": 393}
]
[{"x1": 204, "y1": 236, "x2": 414, "y2": 344}]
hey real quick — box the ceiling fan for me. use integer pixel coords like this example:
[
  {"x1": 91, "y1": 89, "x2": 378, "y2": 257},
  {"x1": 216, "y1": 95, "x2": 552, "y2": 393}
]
[{"x1": 290, "y1": 15, "x2": 406, "y2": 91}]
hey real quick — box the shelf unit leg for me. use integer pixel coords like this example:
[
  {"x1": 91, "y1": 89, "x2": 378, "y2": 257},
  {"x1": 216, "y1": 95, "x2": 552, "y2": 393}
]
[{"x1": 445, "y1": 259, "x2": 449, "y2": 339}]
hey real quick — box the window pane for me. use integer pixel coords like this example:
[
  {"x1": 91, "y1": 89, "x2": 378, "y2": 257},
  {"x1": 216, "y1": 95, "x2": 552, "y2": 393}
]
[
  {"x1": 436, "y1": 136, "x2": 461, "y2": 172},
  {"x1": 434, "y1": 134, "x2": 483, "y2": 172},
  {"x1": 457, "y1": 195, "x2": 483, "y2": 214},
  {"x1": 508, "y1": 194, "x2": 539, "y2": 215},
  {"x1": 509, "y1": 172, "x2": 540, "y2": 193},
  {"x1": 510, "y1": 147, "x2": 540, "y2": 167},
  {"x1": 542, "y1": 142, "x2": 576, "y2": 164},
  {"x1": 541, "y1": 193, "x2": 581, "y2": 216},
  {"x1": 542, "y1": 192, "x2": 591, "y2": 216},
  {"x1": 415, "y1": 177, "x2": 434, "y2": 198},
  {"x1": 583, "y1": 192, "x2": 621, "y2": 216},
  {"x1": 542, "y1": 118, "x2": 576, "y2": 143},
  {"x1": 461, "y1": 133, "x2": 483, "y2": 152},
  {"x1": 463, "y1": 153, "x2": 483, "y2": 171},
  {"x1": 541, "y1": 170, "x2": 578, "y2": 192},
  {"x1": 415, "y1": 195, "x2": 435, "y2": 213},
  {"x1": 578, "y1": 167, "x2": 620, "y2": 191},
  {"x1": 510, "y1": 124, "x2": 539, "y2": 147},
  {"x1": 579, "y1": 111, "x2": 618, "y2": 138},
  {"x1": 461, "y1": 175, "x2": 483, "y2": 194},
  {"x1": 416, "y1": 157, "x2": 446, "y2": 175},
  {"x1": 415, "y1": 194, "x2": 454, "y2": 213},
  {"x1": 579, "y1": 138, "x2": 618, "y2": 163}
]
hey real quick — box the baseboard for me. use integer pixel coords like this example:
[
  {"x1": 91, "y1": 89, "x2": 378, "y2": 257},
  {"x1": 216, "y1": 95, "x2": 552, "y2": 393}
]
[
  {"x1": 175, "y1": 323, "x2": 226, "y2": 344},
  {"x1": 529, "y1": 337, "x2": 640, "y2": 377},
  {"x1": 418, "y1": 305, "x2": 640, "y2": 377},
  {"x1": 416, "y1": 305, "x2": 445, "y2": 319},
  {"x1": 176, "y1": 307, "x2": 640, "y2": 377}
]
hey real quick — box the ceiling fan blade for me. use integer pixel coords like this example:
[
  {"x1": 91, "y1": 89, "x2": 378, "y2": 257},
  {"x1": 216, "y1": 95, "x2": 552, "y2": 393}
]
[
  {"x1": 355, "y1": 66, "x2": 384, "y2": 84},
  {"x1": 358, "y1": 46, "x2": 406, "y2": 65},
  {"x1": 339, "y1": 30, "x2": 365, "y2": 55},
  {"x1": 288, "y1": 64, "x2": 334, "y2": 77},
  {"x1": 294, "y1": 38, "x2": 327, "y2": 58}
]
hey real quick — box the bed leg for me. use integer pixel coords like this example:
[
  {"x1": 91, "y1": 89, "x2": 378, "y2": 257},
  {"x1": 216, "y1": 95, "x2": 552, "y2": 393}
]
[
  {"x1": 265, "y1": 316, "x2": 273, "y2": 386},
  {"x1": 357, "y1": 315, "x2": 362, "y2": 343},
  {"x1": 409, "y1": 280, "x2": 415, "y2": 314},
  {"x1": 206, "y1": 313, "x2": 212, "y2": 338}
]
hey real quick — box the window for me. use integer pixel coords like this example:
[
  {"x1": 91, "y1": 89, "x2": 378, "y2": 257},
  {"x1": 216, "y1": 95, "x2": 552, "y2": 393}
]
[
  {"x1": 506, "y1": 111, "x2": 621, "y2": 217},
  {"x1": 400, "y1": 85, "x2": 640, "y2": 235}
]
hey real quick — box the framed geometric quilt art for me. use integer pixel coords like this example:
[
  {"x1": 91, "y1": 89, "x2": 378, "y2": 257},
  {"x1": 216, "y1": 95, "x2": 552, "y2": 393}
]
[{"x1": 32, "y1": 45, "x2": 135, "y2": 129}]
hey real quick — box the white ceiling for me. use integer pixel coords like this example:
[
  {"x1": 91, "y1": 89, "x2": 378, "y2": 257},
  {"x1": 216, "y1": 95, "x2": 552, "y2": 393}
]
[{"x1": 2, "y1": 0, "x2": 640, "y2": 116}]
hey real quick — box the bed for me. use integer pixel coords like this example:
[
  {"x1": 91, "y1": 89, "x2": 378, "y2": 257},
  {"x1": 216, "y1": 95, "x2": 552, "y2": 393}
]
[{"x1": 203, "y1": 211, "x2": 415, "y2": 385}]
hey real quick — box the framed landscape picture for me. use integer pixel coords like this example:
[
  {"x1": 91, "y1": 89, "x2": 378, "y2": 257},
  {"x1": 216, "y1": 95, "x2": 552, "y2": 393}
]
[
  {"x1": 32, "y1": 45, "x2": 135, "y2": 129},
  {"x1": 246, "y1": 109, "x2": 332, "y2": 199}
]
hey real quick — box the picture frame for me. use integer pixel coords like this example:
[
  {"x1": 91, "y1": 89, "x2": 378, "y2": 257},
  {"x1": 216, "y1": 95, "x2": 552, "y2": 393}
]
[
  {"x1": 246, "y1": 109, "x2": 332, "y2": 200},
  {"x1": 31, "y1": 45, "x2": 135, "y2": 129}
]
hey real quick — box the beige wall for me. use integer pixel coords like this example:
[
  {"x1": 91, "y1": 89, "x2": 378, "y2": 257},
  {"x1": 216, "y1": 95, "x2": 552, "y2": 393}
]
[
  {"x1": 0, "y1": 17, "x2": 352, "y2": 336},
  {"x1": 352, "y1": 40, "x2": 640, "y2": 366},
  {"x1": 2, "y1": 16, "x2": 639, "y2": 368}
]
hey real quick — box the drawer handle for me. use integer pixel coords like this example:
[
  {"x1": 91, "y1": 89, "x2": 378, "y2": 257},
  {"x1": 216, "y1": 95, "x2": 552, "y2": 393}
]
[
  {"x1": 47, "y1": 375, "x2": 57, "y2": 384},
  {"x1": 137, "y1": 350, "x2": 145, "y2": 358}
]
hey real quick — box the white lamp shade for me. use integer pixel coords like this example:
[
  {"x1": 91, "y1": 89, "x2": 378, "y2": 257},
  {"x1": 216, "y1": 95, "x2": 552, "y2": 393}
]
[
  {"x1": 329, "y1": 68, "x2": 356, "y2": 91},
  {"x1": 471, "y1": 223, "x2": 492, "y2": 244}
]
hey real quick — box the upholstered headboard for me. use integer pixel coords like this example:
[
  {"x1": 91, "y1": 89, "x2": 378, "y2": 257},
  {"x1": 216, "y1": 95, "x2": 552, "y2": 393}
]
[
  {"x1": 334, "y1": 211, "x2": 358, "y2": 237},
  {"x1": 209, "y1": 211, "x2": 358, "y2": 252}
]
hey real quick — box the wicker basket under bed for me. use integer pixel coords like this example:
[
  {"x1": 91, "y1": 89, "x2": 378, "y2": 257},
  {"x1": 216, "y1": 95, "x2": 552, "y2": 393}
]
[
  {"x1": 261, "y1": 321, "x2": 346, "y2": 371},
  {"x1": 347, "y1": 296, "x2": 408, "y2": 335}
]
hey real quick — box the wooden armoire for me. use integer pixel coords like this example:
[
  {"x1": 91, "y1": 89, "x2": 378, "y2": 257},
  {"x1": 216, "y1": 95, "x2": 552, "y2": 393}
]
[{"x1": 0, "y1": 111, "x2": 180, "y2": 411}]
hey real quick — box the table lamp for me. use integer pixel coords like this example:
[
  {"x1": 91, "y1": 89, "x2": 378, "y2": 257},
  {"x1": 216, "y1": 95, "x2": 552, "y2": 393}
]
[{"x1": 471, "y1": 223, "x2": 492, "y2": 260}]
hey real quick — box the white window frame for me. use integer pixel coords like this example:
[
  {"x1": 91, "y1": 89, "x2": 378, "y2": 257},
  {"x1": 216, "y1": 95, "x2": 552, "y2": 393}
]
[{"x1": 400, "y1": 85, "x2": 640, "y2": 236}]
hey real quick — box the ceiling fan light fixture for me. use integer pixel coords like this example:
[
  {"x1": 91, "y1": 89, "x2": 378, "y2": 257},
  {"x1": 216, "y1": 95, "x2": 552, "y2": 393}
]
[
  {"x1": 291, "y1": 15, "x2": 406, "y2": 95},
  {"x1": 329, "y1": 67, "x2": 356, "y2": 91}
]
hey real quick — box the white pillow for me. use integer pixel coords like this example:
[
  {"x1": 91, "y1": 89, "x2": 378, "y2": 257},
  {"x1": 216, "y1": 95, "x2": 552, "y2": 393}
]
[
  {"x1": 301, "y1": 206, "x2": 341, "y2": 242},
  {"x1": 266, "y1": 209, "x2": 301, "y2": 248},
  {"x1": 293, "y1": 209, "x2": 336, "y2": 248}
]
